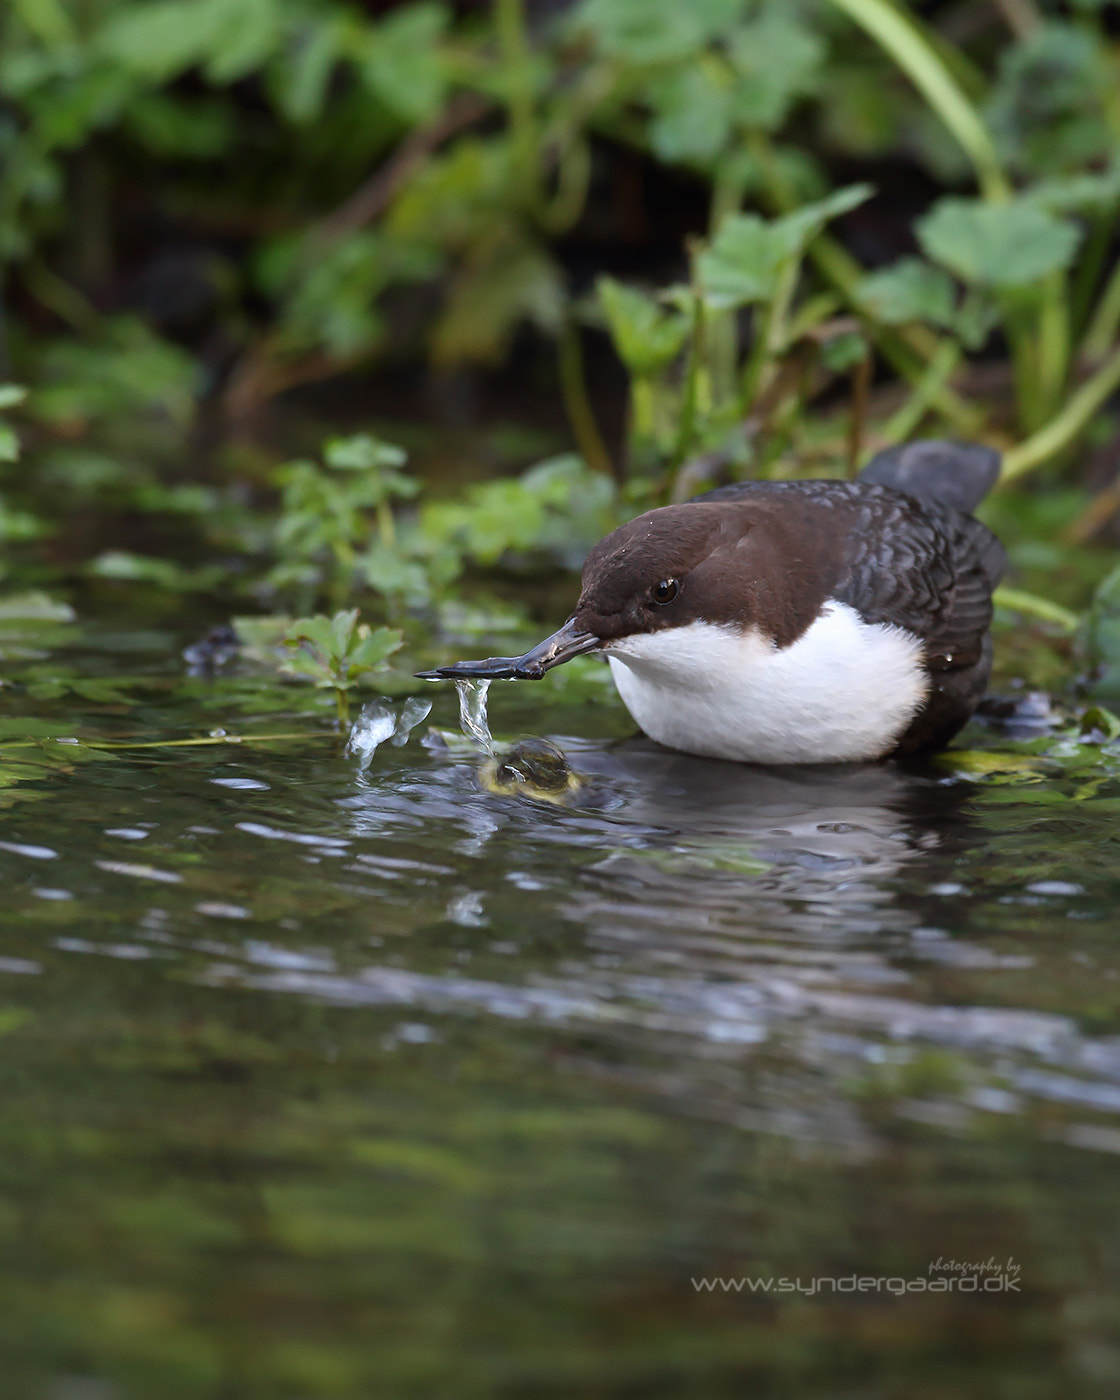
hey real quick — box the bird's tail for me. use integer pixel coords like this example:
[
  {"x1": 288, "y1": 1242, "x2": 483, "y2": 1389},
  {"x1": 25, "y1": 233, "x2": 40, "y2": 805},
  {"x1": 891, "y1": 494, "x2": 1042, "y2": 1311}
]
[{"x1": 859, "y1": 440, "x2": 1000, "y2": 515}]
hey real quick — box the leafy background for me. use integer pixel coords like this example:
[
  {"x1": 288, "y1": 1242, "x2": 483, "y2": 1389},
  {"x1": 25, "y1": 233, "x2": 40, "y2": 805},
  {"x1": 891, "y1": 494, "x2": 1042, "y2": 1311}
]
[{"x1": 2, "y1": 0, "x2": 1120, "y2": 699}]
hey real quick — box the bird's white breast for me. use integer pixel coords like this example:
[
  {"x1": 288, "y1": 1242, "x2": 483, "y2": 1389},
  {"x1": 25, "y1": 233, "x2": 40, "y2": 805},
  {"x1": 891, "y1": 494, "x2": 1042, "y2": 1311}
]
[{"x1": 604, "y1": 601, "x2": 929, "y2": 764}]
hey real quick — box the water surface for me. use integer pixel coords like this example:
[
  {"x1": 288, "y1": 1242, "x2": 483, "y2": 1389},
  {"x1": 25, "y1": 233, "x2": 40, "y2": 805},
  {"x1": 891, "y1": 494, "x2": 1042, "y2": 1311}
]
[{"x1": 1, "y1": 631, "x2": 1119, "y2": 1398}]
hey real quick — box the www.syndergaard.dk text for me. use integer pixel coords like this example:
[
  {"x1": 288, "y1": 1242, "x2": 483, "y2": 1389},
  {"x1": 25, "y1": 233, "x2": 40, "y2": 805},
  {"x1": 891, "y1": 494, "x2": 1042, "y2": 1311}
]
[{"x1": 691, "y1": 1273, "x2": 1021, "y2": 1296}]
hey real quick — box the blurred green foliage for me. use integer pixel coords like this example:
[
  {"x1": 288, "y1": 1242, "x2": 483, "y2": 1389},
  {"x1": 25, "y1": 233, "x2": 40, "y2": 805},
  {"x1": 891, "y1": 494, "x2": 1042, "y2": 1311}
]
[
  {"x1": 3, "y1": 0, "x2": 1119, "y2": 445},
  {"x1": 1, "y1": 0, "x2": 1120, "y2": 668},
  {"x1": 282, "y1": 607, "x2": 404, "y2": 723}
]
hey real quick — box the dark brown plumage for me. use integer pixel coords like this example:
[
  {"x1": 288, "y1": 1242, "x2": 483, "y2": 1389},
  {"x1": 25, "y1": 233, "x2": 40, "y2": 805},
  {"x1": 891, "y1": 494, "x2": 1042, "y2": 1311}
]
[{"x1": 419, "y1": 440, "x2": 1006, "y2": 762}]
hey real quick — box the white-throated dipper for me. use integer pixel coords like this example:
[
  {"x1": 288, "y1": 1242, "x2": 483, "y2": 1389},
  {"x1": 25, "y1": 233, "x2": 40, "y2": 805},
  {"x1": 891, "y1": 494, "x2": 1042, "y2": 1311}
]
[{"x1": 418, "y1": 440, "x2": 1006, "y2": 764}]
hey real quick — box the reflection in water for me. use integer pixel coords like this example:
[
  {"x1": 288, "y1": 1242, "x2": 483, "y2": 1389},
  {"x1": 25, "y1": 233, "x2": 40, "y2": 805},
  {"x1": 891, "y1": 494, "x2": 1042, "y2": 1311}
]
[
  {"x1": 324, "y1": 732, "x2": 1120, "y2": 1152},
  {"x1": 3, "y1": 678, "x2": 1120, "y2": 1397}
]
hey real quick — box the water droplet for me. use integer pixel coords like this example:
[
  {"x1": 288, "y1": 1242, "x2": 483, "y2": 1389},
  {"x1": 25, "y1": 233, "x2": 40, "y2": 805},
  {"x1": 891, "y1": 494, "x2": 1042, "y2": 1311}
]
[
  {"x1": 346, "y1": 702, "x2": 396, "y2": 771},
  {"x1": 455, "y1": 678, "x2": 493, "y2": 754}
]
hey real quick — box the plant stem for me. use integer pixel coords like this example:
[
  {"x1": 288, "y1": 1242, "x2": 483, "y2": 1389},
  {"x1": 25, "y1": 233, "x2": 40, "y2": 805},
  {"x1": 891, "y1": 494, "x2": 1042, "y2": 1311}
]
[
  {"x1": 377, "y1": 500, "x2": 396, "y2": 548},
  {"x1": 991, "y1": 0, "x2": 1042, "y2": 38},
  {"x1": 846, "y1": 351, "x2": 872, "y2": 474},
  {"x1": 1035, "y1": 272, "x2": 1071, "y2": 426},
  {"x1": 0, "y1": 733, "x2": 326, "y2": 752},
  {"x1": 740, "y1": 257, "x2": 798, "y2": 418},
  {"x1": 631, "y1": 376, "x2": 657, "y2": 446},
  {"x1": 494, "y1": 0, "x2": 539, "y2": 206},
  {"x1": 993, "y1": 587, "x2": 1079, "y2": 632},
  {"x1": 538, "y1": 135, "x2": 591, "y2": 234},
  {"x1": 878, "y1": 339, "x2": 962, "y2": 445},
  {"x1": 672, "y1": 295, "x2": 705, "y2": 469},
  {"x1": 809, "y1": 235, "x2": 981, "y2": 432},
  {"x1": 751, "y1": 131, "x2": 980, "y2": 431},
  {"x1": 1083, "y1": 256, "x2": 1120, "y2": 364},
  {"x1": 1002, "y1": 300, "x2": 1041, "y2": 434},
  {"x1": 1070, "y1": 211, "x2": 1116, "y2": 343},
  {"x1": 1062, "y1": 473, "x2": 1120, "y2": 545},
  {"x1": 1001, "y1": 341, "x2": 1120, "y2": 480},
  {"x1": 826, "y1": 0, "x2": 1009, "y2": 202},
  {"x1": 23, "y1": 263, "x2": 101, "y2": 335},
  {"x1": 557, "y1": 317, "x2": 615, "y2": 479},
  {"x1": 739, "y1": 301, "x2": 777, "y2": 419}
]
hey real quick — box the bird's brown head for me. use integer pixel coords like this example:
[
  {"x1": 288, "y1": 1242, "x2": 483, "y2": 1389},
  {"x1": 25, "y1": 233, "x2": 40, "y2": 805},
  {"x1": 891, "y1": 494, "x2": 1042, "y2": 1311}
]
[{"x1": 570, "y1": 500, "x2": 836, "y2": 650}]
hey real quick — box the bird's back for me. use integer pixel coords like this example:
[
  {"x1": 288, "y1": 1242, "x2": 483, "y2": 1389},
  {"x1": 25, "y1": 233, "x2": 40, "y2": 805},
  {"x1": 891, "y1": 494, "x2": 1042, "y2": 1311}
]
[{"x1": 688, "y1": 441, "x2": 1005, "y2": 756}]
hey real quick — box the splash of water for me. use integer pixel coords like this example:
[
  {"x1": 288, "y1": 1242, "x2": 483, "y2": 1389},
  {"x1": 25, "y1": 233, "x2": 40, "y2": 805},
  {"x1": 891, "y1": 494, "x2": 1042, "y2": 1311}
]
[
  {"x1": 347, "y1": 697, "x2": 433, "y2": 771},
  {"x1": 391, "y1": 697, "x2": 434, "y2": 746},
  {"x1": 455, "y1": 678, "x2": 494, "y2": 755}
]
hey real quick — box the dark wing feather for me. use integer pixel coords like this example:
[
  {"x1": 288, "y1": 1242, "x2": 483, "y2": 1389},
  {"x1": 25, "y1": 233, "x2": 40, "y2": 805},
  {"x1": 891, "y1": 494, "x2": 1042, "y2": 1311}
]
[
  {"x1": 688, "y1": 474, "x2": 1005, "y2": 754},
  {"x1": 831, "y1": 489, "x2": 1005, "y2": 670},
  {"x1": 690, "y1": 474, "x2": 1005, "y2": 668}
]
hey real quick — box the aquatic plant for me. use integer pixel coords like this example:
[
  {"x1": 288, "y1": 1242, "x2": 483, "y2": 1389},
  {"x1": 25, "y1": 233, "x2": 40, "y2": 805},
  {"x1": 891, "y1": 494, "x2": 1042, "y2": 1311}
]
[{"x1": 281, "y1": 609, "x2": 404, "y2": 725}]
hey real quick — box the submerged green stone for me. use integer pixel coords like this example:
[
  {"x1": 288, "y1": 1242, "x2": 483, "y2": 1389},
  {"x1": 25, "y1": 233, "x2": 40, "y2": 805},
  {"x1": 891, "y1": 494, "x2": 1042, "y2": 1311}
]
[{"x1": 482, "y1": 737, "x2": 581, "y2": 800}]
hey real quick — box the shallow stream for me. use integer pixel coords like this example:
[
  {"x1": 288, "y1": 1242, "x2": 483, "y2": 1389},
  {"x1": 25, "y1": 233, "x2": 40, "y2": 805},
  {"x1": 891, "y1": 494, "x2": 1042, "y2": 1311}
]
[{"x1": 2, "y1": 627, "x2": 1119, "y2": 1397}]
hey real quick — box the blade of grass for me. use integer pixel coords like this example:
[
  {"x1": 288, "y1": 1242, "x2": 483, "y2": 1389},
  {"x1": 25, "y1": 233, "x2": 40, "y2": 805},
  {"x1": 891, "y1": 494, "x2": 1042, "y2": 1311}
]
[
  {"x1": 558, "y1": 317, "x2": 615, "y2": 479},
  {"x1": 1002, "y1": 341, "x2": 1120, "y2": 480},
  {"x1": 877, "y1": 339, "x2": 963, "y2": 447},
  {"x1": 993, "y1": 588, "x2": 1079, "y2": 632},
  {"x1": 1083, "y1": 258, "x2": 1120, "y2": 364},
  {"x1": 827, "y1": 0, "x2": 1009, "y2": 202}
]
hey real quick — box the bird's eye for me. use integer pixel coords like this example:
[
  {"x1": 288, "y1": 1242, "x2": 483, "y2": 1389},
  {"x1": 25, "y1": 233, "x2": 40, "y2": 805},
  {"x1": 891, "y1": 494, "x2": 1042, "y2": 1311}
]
[{"x1": 651, "y1": 578, "x2": 679, "y2": 605}]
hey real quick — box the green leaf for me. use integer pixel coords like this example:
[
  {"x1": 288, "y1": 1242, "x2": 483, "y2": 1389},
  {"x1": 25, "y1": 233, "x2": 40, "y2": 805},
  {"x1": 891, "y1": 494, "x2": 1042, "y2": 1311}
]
[
  {"x1": 698, "y1": 187, "x2": 871, "y2": 311},
  {"x1": 0, "y1": 717, "x2": 83, "y2": 739},
  {"x1": 696, "y1": 214, "x2": 780, "y2": 310},
  {"x1": 937, "y1": 750, "x2": 1046, "y2": 781},
  {"x1": 272, "y1": 13, "x2": 344, "y2": 124},
  {"x1": 324, "y1": 434, "x2": 409, "y2": 476},
  {"x1": 857, "y1": 256, "x2": 957, "y2": 328},
  {"x1": 917, "y1": 197, "x2": 1082, "y2": 289},
  {"x1": 0, "y1": 592, "x2": 75, "y2": 624},
  {"x1": 347, "y1": 625, "x2": 404, "y2": 671},
  {"x1": 10, "y1": 0, "x2": 74, "y2": 47},
  {"x1": 123, "y1": 92, "x2": 235, "y2": 158},
  {"x1": 97, "y1": 0, "x2": 282, "y2": 84},
  {"x1": 266, "y1": 230, "x2": 397, "y2": 358},
  {"x1": 232, "y1": 615, "x2": 292, "y2": 652},
  {"x1": 88, "y1": 552, "x2": 221, "y2": 591},
  {"x1": 1079, "y1": 705, "x2": 1120, "y2": 740},
  {"x1": 359, "y1": 3, "x2": 449, "y2": 125},
  {"x1": 96, "y1": 0, "x2": 216, "y2": 80},
  {"x1": 330, "y1": 607, "x2": 360, "y2": 657},
  {"x1": 577, "y1": 0, "x2": 743, "y2": 65},
  {"x1": 281, "y1": 611, "x2": 403, "y2": 690},
  {"x1": 0, "y1": 385, "x2": 27, "y2": 411},
  {"x1": 597, "y1": 277, "x2": 690, "y2": 375},
  {"x1": 954, "y1": 298, "x2": 1000, "y2": 351},
  {"x1": 1026, "y1": 161, "x2": 1120, "y2": 216},
  {"x1": 986, "y1": 22, "x2": 1113, "y2": 176},
  {"x1": 820, "y1": 329, "x2": 868, "y2": 373},
  {"x1": 285, "y1": 613, "x2": 340, "y2": 658},
  {"x1": 727, "y1": 10, "x2": 825, "y2": 132},
  {"x1": 203, "y1": 0, "x2": 283, "y2": 84},
  {"x1": 0, "y1": 498, "x2": 47, "y2": 542},
  {"x1": 31, "y1": 318, "x2": 196, "y2": 430},
  {"x1": 769, "y1": 184, "x2": 874, "y2": 258},
  {"x1": 646, "y1": 59, "x2": 735, "y2": 166},
  {"x1": 0, "y1": 426, "x2": 18, "y2": 464}
]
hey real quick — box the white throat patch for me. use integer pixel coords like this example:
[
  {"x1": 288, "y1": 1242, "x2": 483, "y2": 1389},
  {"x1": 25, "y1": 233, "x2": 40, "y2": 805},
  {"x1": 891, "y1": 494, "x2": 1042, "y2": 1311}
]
[{"x1": 604, "y1": 601, "x2": 928, "y2": 764}]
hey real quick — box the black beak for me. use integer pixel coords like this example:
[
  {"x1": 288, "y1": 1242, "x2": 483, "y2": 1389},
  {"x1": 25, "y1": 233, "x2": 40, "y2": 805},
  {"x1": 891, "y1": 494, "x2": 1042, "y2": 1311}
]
[{"x1": 416, "y1": 617, "x2": 601, "y2": 681}]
